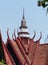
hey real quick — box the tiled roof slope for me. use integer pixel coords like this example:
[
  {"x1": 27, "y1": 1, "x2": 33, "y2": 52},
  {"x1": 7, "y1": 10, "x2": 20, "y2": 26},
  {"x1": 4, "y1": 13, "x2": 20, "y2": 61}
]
[
  {"x1": 2, "y1": 42, "x2": 15, "y2": 65},
  {"x1": 28, "y1": 43, "x2": 37, "y2": 63},
  {"x1": 6, "y1": 38, "x2": 26, "y2": 65},
  {"x1": 1, "y1": 30, "x2": 48, "y2": 65},
  {"x1": 15, "y1": 38, "x2": 31, "y2": 65},
  {"x1": 32, "y1": 44, "x2": 48, "y2": 65}
]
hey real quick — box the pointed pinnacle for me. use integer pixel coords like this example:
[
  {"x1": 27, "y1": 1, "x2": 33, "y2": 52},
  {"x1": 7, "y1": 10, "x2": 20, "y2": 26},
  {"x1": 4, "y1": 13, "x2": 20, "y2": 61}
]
[{"x1": 23, "y1": 8, "x2": 25, "y2": 19}]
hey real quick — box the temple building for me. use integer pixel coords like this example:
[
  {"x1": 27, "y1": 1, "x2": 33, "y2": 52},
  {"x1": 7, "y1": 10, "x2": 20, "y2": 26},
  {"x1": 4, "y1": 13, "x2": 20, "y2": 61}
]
[{"x1": 0, "y1": 10, "x2": 48, "y2": 65}]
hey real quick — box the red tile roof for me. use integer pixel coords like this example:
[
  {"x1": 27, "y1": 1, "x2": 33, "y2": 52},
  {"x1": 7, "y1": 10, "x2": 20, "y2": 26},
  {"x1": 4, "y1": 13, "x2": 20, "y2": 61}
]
[
  {"x1": 6, "y1": 38, "x2": 26, "y2": 65},
  {"x1": 0, "y1": 31, "x2": 48, "y2": 65},
  {"x1": 32, "y1": 44, "x2": 48, "y2": 65},
  {"x1": 28, "y1": 43, "x2": 37, "y2": 63},
  {"x1": 15, "y1": 38, "x2": 31, "y2": 65},
  {"x1": 2, "y1": 42, "x2": 15, "y2": 65}
]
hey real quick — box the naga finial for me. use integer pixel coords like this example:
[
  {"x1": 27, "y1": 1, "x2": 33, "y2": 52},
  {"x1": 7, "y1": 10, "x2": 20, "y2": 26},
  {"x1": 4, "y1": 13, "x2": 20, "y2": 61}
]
[
  {"x1": 7, "y1": 28, "x2": 9, "y2": 39},
  {"x1": 14, "y1": 28, "x2": 16, "y2": 39},
  {"x1": 12, "y1": 33, "x2": 15, "y2": 40},
  {"x1": 38, "y1": 32, "x2": 42, "y2": 41},
  {"x1": 32, "y1": 30, "x2": 36, "y2": 40},
  {"x1": 12, "y1": 29, "x2": 16, "y2": 40}
]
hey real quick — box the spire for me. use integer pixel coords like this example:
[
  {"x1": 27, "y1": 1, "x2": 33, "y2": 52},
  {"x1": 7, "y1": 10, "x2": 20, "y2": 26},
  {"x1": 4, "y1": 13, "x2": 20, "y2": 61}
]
[
  {"x1": 20, "y1": 8, "x2": 27, "y2": 27},
  {"x1": 23, "y1": 8, "x2": 25, "y2": 19},
  {"x1": 18, "y1": 9, "x2": 29, "y2": 38}
]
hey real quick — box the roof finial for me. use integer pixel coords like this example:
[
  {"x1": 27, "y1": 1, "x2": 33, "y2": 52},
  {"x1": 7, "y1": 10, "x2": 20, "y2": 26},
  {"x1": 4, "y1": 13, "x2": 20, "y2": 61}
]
[
  {"x1": 23, "y1": 8, "x2": 25, "y2": 19},
  {"x1": 32, "y1": 30, "x2": 36, "y2": 40},
  {"x1": 7, "y1": 28, "x2": 9, "y2": 39}
]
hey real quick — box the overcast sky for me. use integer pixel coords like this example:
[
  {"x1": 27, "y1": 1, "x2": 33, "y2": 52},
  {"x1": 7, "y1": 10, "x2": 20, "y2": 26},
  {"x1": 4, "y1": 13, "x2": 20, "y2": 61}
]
[{"x1": 0, "y1": 0, "x2": 48, "y2": 43}]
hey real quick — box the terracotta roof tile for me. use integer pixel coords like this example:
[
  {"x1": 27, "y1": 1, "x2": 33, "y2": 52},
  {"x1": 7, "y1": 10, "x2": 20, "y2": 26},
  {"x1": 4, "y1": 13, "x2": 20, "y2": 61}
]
[
  {"x1": 2, "y1": 42, "x2": 15, "y2": 65},
  {"x1": 32, "y1": 44, "x2": 48, "y2": 65},
  {"x1": 15, "y1": 38, "x2": 31, "y2": 65},
  {"x1": 28, "y1": 43, "x2": 37, "y2": 63},
  {"x1": 7, "y1": 38, "x2": 26, "y2": 65}
]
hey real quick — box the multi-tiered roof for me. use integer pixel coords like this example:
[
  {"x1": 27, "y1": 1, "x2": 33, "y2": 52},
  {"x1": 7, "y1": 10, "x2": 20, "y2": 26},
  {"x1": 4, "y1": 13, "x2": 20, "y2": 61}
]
[{"x1": 0, "y1": 10, "x2": 48, "y2": 65}]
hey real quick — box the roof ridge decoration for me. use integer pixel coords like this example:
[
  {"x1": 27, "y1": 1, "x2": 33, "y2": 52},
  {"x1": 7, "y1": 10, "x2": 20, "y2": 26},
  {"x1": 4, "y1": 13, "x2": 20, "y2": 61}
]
[
  {"x1": 39, "y1": 32, "x2": 42, "y2": 41},
  {"x1": 12, "y1": 29, "x2": 16, "y2": 40},
  {"x1": 34, "y1": 32, "x2": 42, "y2": 43},
  {"x1": 12, "y1": 33, "x2": 14, "y2": 40},
  {"x1": 14, "y1": 29, "x2": 16, "y2": 39},
  {"x1": 7, "y1": 28, "x2": 10, "y2": 39},
  {"x1": 32, "y1": 30, "x2": 36, "y2": 40}
]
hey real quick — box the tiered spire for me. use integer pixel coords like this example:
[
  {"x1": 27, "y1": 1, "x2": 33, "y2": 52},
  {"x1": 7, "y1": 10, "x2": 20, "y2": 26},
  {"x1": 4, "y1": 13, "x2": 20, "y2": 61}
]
[
  {"x1": 18, "y1": 9, "x2": 29, "y2": 38},
  {"x1": 21, "y1": 8, "x2": 27, "y2": 28}
]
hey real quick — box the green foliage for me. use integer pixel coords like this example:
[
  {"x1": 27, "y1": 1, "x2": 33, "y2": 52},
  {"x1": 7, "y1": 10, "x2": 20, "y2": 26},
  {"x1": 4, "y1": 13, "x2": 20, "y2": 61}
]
[
  {"x1": 0, "y1": 59, "x2": 6, "y2": 65},
  {"x1": 38, "y1": 0, "x2": 48, "y2": 8},
  {"x1": 37, "y1": 0, "x2": 48, "y2": 13}
]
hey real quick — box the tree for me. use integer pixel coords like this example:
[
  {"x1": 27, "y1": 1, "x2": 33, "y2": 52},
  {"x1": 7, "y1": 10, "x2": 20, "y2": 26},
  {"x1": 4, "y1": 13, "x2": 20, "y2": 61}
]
[
  {"x1": 37, "y1": 0, "x2": 48, "y2": 13},
  {"x1": 38, "y1": 0, "x2": 48, "y2": 7}
]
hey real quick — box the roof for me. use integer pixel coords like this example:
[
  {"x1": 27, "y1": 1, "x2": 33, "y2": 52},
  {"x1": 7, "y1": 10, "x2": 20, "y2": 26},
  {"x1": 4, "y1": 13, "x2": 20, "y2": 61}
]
[
  {"x1": 2, "y1": 42, "x2": 15, "y2": 65},
  {"x1": 28, "y1": 43, "x2": 37, "y2": 63},
  {"x1": 32, "y1": 44, "x2": 48, "y2": 65},
  {"x1": 6, "y1": 38, "x2": 26, "y2": 65},
  {"x1": 0, "y1": 31, "x2": 48, "y2": 65}
]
